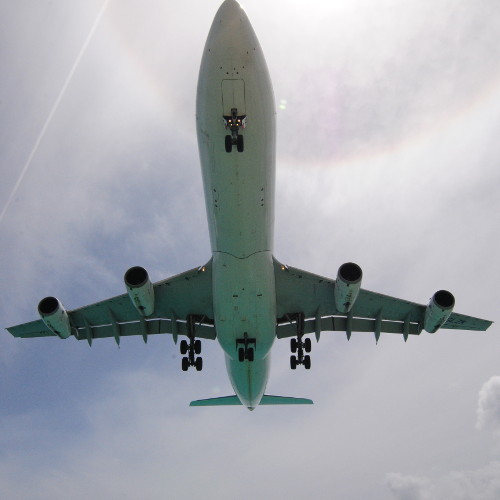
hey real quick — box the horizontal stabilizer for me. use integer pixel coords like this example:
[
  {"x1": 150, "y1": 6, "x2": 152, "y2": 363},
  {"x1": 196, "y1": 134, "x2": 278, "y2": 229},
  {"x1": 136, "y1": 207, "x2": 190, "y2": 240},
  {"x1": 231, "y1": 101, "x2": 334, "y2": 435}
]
[
  {"x1": 190, "y1": 395, "x2": 313, "y2": 406},
  {"x1": 260, "y1": 395, "x2": 313, "y2": 405},
  {"x1": 190, "y1": 395, "x2": 242, "y2": 406}
]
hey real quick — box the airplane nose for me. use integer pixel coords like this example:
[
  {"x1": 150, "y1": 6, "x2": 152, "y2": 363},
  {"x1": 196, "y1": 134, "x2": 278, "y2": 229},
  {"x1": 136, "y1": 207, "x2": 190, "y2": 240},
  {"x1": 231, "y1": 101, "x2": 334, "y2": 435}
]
[
  {"x1": 213, "y1": 0, "x2": 246, "y2": 26},
  {"x1": 204, "y1": 0, "x2": 256, "y2": 59}
]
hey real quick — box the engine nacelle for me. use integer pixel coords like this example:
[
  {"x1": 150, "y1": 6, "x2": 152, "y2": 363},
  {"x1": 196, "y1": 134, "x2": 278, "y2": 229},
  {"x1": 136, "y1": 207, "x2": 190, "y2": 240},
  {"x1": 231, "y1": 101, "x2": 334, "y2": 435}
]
[
  {"x1": 124, "y1": 266, "x2": 155, "y2": 317},
  {"x1": 334, "y1": 262, "x2": 363, "y2": 313},
  {"x1": 38, "y1": 296, "x2": 72, "y2": 339},
  {"x1": 424, "y1": 290, "x2": 455, "y2": 333}
]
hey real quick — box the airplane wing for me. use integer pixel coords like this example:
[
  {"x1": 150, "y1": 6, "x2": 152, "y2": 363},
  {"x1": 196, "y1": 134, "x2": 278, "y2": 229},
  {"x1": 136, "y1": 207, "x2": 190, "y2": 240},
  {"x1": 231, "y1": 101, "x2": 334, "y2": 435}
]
[
  {"x1": 7, "y1": 261, "x2": 215, "y2": 345},
  {"x1": 274, "y1": 259, "x2": 492, "y2": 342}
]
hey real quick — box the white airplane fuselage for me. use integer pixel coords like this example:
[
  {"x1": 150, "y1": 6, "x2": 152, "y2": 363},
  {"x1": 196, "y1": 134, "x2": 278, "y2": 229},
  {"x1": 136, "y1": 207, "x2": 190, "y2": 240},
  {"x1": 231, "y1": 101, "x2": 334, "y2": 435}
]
[{"x1": 196, "y1": 0, "x2": 276, "y2": 409}]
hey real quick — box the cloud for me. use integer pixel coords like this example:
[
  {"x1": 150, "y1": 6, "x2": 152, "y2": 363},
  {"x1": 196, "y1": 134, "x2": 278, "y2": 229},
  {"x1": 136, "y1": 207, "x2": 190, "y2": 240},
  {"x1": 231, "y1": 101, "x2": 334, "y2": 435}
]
[
  {"x1": 477, "y1": 376, "x2": 500, "y2": 433},
  {"x1": 386, "y1": 377, "x2": 500, "y2": 500},
  {"x1": 386, "y1": 463, "x2": 500, "y2": 500},
  {"x1": 385, "y1": 473, "x2": 429, "y2": 500}
]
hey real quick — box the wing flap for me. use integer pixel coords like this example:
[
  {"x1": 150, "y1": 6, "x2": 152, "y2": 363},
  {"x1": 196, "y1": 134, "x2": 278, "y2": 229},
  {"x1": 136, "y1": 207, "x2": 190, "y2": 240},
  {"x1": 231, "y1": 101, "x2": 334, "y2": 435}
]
[
  {"x1": 276, "y1": 316, "x2": 421, "y2": 339},
  {"x1": 74, "y1": 319, "x2": 216, "y2": 341}
]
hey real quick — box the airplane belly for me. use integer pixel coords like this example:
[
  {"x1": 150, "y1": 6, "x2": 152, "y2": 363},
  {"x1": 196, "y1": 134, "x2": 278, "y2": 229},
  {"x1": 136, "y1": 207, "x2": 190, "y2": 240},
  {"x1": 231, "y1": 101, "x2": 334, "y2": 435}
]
[
  {"x1": 213, "y1": 250, "x2": 276, "y2": 407},
  {"x1": 195, "y1": 0, "x2": 277, "y2": 408},
  {"x1": 212, "y1": 251, "x2": 276, "y2": 360},
  {"x1": 196, "y1": 0, "x2": 276, "y2": 258}
]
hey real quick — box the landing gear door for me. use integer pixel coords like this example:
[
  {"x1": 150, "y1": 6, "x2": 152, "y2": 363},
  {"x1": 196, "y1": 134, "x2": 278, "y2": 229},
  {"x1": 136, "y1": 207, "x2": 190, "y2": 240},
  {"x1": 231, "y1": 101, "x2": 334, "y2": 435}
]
[{"x1": 222, "y1": 79, "x2": 246, "y2": 116}]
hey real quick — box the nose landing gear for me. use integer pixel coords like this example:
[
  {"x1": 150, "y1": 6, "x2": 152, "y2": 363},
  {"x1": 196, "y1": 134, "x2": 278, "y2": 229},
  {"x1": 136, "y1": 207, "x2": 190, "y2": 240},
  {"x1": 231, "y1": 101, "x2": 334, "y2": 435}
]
[{"x1": 224, "y1": 108, "x2": 246, "y2": 153}]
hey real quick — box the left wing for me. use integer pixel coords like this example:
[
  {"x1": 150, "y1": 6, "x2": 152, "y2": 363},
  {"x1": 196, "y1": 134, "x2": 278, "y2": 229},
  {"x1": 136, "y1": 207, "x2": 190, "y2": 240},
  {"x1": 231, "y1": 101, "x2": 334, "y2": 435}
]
[
  {"x1": 274, "y1": 259, "x2": 492, "y2": 342},
  {"x1": 7, "y1": 261, "x2": 216, "y2": 345}
]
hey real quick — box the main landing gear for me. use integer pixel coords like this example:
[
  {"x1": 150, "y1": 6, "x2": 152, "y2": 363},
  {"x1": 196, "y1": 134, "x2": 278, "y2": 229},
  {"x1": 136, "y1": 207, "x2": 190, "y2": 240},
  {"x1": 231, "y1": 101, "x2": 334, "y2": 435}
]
[
  {"x1": 224, "y1": 107, "x2": 246, "y2": 153},
  {"x1": 236, "y1": 332, "x2": 256, "y2": 362},
  {"x1": 180, "y1": 314, "x2": 203, "y2": 371},
  {"x1": 289, "y1": 312, "x2": 312, "y2": 370}
]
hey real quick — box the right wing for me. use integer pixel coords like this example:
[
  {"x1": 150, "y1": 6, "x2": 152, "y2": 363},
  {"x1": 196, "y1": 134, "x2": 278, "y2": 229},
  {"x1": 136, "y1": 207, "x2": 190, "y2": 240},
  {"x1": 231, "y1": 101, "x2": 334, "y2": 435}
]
[
  {"x1": 7, "y1": 260, "x2": 216, "y2": 345},
  {"x1": 274, "y1": 259, "x2": 492, "y2": 341}
]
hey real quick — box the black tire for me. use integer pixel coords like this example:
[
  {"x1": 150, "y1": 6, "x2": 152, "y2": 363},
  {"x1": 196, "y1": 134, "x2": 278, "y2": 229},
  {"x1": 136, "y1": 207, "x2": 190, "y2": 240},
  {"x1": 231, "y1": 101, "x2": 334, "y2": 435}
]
[
  {"x1": 290, "y1": 338, "x2": 297, "y2": 353},
  {"x1": 194, "y1": 339, "x2": 202, "y2": 355},
  {"x1": 195, "y1": 357, "x2": 203, "y2": 371},
  {"x1": 180, "y1": 340, "x2": 188, "y2": 355},
  {"x1": 304, "y1": 355, "x2": 311, "y2": 370},
  {"x1": 246, "y1": 347, "x2": 254, "y2": 362},
  {"x1": 237, "y1": 134, "x2": 244, "y2": 152},
  {"x1": 225, "y1": 135, "x2": 232, "y2": 153},
  {"x1": 181, "y1": 357, "x2": 189, "y2": 371},
  {"x1": 290, "y1": 355, "x2": 297, "y2": 370},
  {"x1": 304, "y1": 337, "x2": 312, "y2": 353},
  {"x1": 238, "y1": 347, "x2": 245, "y2": 362}
]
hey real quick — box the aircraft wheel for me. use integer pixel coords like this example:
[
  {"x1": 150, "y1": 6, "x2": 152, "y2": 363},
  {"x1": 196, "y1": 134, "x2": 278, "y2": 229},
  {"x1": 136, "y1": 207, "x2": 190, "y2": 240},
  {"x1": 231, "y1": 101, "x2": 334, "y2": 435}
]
[
  {"x1": 180, "y1": 340, "x2": 188, "y2": 355},
  {"x1": 225, "y1": 135, "x2": 233, "y2": 153},
  {"x1": 238, "y1": 347, "x2": 245, "y2": 362},
  {"x1": 194, "y1": 339, "x2": 202, "y2": 355},
  {"x1": 290, "y1": 338, "x2": 297, "y2": 353},
  {"x1": 304, "y1": 337, "x2": 312, "y2": 353},
  {"x1": 181, "y1": 357, "x2": 190, "y2": 371},
  {"x1": 237, "y1": 134, "x2": 244, "y2": 152},
  {"x1": 246, "y1": 347, "x2": 254, "y2": 362},
  {"x1": 290, "y1": 355, "x2": 297, "y2": 370},
  {"x1": 304, "y1": 355, "x2": 311, "y2": 370},
  {"x1": 195, "y1": 357, "x2": 203, "y2": 371}
]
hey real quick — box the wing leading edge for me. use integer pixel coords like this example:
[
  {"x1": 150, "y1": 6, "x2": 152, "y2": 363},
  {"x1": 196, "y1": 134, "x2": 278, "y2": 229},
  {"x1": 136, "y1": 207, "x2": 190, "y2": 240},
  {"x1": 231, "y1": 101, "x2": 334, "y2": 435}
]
[
  {"x1": 274, "y1": 259, "x2": 492, "y2": 342},
  {"x1": 7, "y1": 261, "x2": 216, "y2": 345}
]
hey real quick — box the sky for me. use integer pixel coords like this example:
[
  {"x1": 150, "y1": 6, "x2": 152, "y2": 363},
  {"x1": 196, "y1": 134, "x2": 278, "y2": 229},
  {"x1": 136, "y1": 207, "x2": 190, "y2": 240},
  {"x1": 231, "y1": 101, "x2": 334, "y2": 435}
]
[{"x1": 0, "y1": 0, "x2": 499, "y2": 498}]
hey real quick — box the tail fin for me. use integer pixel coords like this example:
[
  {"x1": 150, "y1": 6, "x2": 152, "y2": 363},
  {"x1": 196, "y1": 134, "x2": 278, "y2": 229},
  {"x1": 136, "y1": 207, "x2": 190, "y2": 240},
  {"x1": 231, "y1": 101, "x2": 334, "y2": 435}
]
[{"x1": 190, "y1": 395, "x2": 313, "y2": 407}]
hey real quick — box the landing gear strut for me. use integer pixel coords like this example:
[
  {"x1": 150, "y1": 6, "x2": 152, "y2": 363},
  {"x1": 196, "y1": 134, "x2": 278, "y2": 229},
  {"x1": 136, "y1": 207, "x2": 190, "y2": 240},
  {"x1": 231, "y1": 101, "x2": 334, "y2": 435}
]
[
  {"x1": 236, "y1": 332, "x2": 256, "y2": 362},
  {"x1": 180, "y1": 314, "x2": 203, "y2": 371},
  {"x1": 289, "y1": 312, "x2": 312, "y2": 370},
  {"x1": 224, "y1": 107, "x2": 246, "y2": 153}
]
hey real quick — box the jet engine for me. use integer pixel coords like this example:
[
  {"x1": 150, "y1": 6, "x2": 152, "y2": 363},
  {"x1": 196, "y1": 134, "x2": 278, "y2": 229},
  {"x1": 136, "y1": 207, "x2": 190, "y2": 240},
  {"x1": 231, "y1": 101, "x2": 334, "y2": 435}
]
[
  {"x1": 424, "y1": 290, "x2": 455, "y2": 333},
  {"x1": 124, "y1": 266, "x2": 155, "y2": 317},
  {"x1": 334, "y1": 262, "x2": 363, "y2": 313},
  {"x1": 38, "y1": 296, "x2": 72, "y2": 339}
]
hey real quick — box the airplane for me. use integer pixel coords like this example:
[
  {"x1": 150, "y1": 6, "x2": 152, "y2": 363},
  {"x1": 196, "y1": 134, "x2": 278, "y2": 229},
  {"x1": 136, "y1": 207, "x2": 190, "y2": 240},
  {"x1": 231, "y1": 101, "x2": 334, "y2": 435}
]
[{"x1": 7, "y1": 0, "x2": 493, "y2": 410}]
